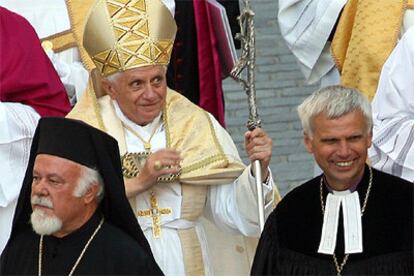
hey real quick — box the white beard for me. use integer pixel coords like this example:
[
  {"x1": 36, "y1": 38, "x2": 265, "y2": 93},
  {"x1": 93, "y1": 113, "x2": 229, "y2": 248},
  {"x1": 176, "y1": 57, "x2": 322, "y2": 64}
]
[{"x1": 30, "y1": 196, "x2": 62, "y2": 235}]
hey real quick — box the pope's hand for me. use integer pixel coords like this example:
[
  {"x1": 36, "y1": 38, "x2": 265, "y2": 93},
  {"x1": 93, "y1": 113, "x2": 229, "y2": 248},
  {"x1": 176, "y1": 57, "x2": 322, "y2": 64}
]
[
  {"x1": 244, "y1": 128, "x2": 272, "y2": 182},
  {"x1": 125, "y1": 149, "x2": 182, "y2": 197}
]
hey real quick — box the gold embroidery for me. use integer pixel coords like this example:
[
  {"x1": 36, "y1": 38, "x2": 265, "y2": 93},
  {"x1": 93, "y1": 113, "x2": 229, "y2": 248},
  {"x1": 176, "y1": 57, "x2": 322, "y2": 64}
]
[
  {"x1": 121, "y1": 152, "x2": 181, "y2": 182},
  {"x1": 83, "y1": 0, "x2": 176, "y2": 77},
  {"x1": 179, "y1": 111, "x2": 228, "y2": 174},
  {"x1": 92, "y1": 84, "x2": 106, "y2": 131},
  {"x1": 181, "y1": 154, "x2": 227, "y2": 174},
  {"x1": 137, "y1": 192, "x2": 171, "y2": 238},
  {"x1": 121, "y1": 152, "x2": 149, "y2": 178},
  {"x1": 178, "y1": 228, "x2": 205, "y2": 275},
  {"x1": 162, "y1": 102, "x2": 172, "y2": 148},
  {"x1": 331, "y1": 0, "x2": 406, "y2": 101},
  {"x1": 69, "y1": 90, "x2": 245, "y2": 185}
]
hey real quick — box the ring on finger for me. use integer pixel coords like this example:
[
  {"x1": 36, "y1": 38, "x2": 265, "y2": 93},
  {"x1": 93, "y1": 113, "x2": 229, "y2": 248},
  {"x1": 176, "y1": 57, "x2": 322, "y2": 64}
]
[{"x1": 154, "y1": 160, "x2": 163, "y2": 171}]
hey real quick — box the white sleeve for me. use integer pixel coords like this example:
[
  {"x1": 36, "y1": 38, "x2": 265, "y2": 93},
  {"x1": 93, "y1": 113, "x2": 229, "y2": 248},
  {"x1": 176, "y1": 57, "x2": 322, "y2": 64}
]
[
  {"x1": 278, "y1": 0, "x2": 347, "y2": 83},
  {"x1": 0, "y1": 102, "x2": 39, "y2": 207},
  {"x1": 46, "y1": 49, "x2": 89, "y2": 101},
  {"x1": 203, "y1": 114, "x2": 275, "y2": 237},
  {"x1": 369, "y1": 27, "x2": 414, "y2": 182}
]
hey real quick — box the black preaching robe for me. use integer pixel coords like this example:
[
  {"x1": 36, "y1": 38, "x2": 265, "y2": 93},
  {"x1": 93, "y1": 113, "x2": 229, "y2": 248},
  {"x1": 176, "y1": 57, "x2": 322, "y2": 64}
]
[
  {"x1": 252, "y1": 165, "x2": 413, "y2": 275},
  {"x1": 1, "y1": 212, "x2": 162, "y2": 275}
]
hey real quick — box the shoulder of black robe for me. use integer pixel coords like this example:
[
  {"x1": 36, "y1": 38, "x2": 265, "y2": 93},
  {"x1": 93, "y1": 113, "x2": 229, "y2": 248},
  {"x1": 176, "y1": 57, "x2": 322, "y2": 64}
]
[
  {"x1": 251, "y1": 175, "x2": 332, "y2": 275},
  {"x1": 0, "y1": 117, "x2": 162, "y2": 275},
  {"x1": 251, "y1": 165, "x2": 413, "y2": 275},
  {"x1": 250, "y1": 208, "x2": 280, "y2": 275},
  {"x1": 1, "y1": 214, "x2": 161, "y2": 275}
]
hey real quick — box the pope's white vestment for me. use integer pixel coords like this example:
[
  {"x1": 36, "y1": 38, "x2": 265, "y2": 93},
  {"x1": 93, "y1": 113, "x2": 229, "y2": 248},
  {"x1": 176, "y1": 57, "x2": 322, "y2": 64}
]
[
  {"x1": 69, "y1": 89, "x2": 276, "y2": 275},
  {"x1": 113, "y1": 101, "x2": 275, "y2": 275}
]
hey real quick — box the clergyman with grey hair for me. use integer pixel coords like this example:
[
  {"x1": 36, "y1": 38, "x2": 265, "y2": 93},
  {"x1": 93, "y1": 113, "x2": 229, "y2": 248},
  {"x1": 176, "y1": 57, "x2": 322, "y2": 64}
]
[
  {"x1": 252, "y1": 85, "x2": 413, "y2": 275},
  {"x1": 0, "y1": 117, "x2": 162, "y2": 275}
]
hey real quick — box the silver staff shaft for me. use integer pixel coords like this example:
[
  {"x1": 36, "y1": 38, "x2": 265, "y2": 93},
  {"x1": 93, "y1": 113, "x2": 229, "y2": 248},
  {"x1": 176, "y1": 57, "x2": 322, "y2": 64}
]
[
  {"x1": 230, "y1": 0, "x2": 265, "y2": 232},
  {"x1": 253, "y1": 160, "x2": 265, "y2": 231}
]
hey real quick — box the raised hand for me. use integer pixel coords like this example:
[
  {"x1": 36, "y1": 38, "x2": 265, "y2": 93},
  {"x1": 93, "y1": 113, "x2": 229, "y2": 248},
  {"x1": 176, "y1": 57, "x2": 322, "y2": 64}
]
[
  {"x1": 125, "y1": 149, "x2": 182, "y2": 197},
  {"x1": 244, "y1": 128, "x2": 272, "y2": 182}
]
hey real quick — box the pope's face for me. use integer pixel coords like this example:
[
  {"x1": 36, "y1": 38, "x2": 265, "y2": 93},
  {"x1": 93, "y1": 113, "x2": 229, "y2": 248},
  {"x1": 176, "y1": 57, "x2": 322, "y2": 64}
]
[
  {"x1": 31, "y1": 154, "x2": 90, "y2": 237},
  {"x1": 304, "y1": 110, "x2": 372, "y2": 190},
  {"x1": 104, "y1": 65, "x2": 167, "y2": 126}
]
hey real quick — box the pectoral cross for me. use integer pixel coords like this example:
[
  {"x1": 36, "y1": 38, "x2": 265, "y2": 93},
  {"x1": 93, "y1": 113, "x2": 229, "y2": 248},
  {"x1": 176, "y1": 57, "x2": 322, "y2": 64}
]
[{"x1": 137, "y1": 192, "x2": 171, "y2": 238}]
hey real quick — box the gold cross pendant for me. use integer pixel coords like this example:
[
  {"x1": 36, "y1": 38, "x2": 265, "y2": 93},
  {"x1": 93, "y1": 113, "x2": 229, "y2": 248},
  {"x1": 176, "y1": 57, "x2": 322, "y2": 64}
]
[
  {"x1": 144, "y1": 142, "x2": 151, "y2": 152},
  {"x1": 137, "y1": 192, "x2": 171, "y2": 238}
]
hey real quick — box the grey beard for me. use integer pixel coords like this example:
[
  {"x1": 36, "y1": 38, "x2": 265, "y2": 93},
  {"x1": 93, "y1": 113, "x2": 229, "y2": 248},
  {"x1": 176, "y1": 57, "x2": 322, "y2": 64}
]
[{"x1": 30, "y1": 196, "x2": 62, "y2": 235}]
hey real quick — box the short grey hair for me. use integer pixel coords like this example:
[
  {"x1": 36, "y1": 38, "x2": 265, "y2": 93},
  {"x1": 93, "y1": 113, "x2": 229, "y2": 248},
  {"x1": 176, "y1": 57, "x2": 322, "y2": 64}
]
[
  {"x1": 106, "y1": 72, "x2": 122, "y2": 84},
  {"x1": 73, "y1": 166, "x2": 104, "y2": 203},
  {"x1": 297, "y1": 85, "x2": 372, "y2": 137}
]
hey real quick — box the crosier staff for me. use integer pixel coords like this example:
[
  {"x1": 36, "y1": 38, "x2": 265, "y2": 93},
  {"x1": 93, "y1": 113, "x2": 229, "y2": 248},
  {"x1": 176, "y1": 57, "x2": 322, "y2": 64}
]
[{"x1": 230, "y1": 0, "x2": 265, "y2": 232}]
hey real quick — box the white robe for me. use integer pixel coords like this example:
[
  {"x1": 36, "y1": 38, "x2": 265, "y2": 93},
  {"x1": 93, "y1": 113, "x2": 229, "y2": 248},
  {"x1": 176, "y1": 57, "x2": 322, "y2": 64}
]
[
  {"x1": 368, "y1": 27, "x2": 414, "y2": 182},
  {"x1": 0, "y1": 102, "x2": 39, "y2": 254},
  {"x1": 277, "y1": 0, "x2": 346, "y2": 85},
  {"x1": 278, "y1": 0, "x2": 414, "y2": 86},
  {"x1": 113, "y1": 102, "x2": 275, "y2": 276},
  {"x1": 0, "y1": 0, "x2": 89, "y2": 102}
]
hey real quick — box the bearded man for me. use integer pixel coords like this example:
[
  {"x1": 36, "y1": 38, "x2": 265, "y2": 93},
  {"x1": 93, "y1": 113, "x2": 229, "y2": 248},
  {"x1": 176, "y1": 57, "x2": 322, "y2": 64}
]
[
  {"x1": 0, "y1": 117, "x2": 162, "y2": 275},
  {"x1": 0, "y1": 7, "x2": 71, "y2": 254}
]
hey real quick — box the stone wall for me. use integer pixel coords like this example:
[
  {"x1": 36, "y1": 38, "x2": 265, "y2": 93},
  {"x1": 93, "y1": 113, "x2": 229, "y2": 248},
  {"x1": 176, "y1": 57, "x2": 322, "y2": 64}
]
[{"x1": 222, "y1": 0, "x2": 319, "y2": 196}]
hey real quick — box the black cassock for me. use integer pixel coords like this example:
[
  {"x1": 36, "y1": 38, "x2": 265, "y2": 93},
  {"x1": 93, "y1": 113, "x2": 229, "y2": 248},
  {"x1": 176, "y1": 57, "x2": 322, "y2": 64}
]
[
  {"x1": 0, "y1": 118, "x2": 162, "y2": 275},
  {"x1": 252, "y1": 166, "x2": 413, "y2": 275},
  {"x1": 1, "y1": 212, "x2": 161, "y2": 275}
]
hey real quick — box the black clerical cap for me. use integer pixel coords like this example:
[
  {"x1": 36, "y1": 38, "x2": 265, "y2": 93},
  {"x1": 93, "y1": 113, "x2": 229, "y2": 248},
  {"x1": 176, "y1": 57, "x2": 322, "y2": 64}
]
[
  {"x1": 6, "y1": 117, "x2": 154, "y2": 258},
  {"x1": 36, "y1": 117, "x2": 102, "y2": 169}
]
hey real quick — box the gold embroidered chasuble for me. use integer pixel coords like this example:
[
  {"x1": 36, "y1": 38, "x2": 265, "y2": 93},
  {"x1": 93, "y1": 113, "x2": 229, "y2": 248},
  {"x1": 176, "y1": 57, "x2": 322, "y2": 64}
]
[
  {"x1": 68, "y1": 87, "x2": 252, "y2": 275},
  {"x1": 331, "y1": 0, "x2": 414, "y2": 101},
  {"x1": 69, "y1": 88, "x2": 245, "y2": 183}
]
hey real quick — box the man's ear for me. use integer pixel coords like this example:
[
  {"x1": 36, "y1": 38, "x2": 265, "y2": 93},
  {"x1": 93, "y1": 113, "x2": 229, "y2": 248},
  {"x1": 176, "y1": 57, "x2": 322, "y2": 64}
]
[
  {"x1": 303, "y1": 132, "x2": 314, "y2": 154},
  {"x1": 101, "y1": 79, "x2": 116, "y2": 100},
  {"x1": 83, "y1": 183, "x2": 99, "y2": 204}
]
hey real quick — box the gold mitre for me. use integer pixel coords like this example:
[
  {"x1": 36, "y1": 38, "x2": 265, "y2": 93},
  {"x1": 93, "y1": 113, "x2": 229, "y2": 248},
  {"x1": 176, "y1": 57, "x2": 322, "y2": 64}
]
[{"x1": 83, "y1": 0, "x2": 177, "y2": 77}]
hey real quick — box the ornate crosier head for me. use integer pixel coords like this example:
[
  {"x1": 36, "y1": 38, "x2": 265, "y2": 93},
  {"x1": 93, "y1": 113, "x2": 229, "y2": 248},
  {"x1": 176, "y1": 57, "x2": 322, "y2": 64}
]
[{"x1": 83, "y1": 0, "x2": 177, "y2": 77}]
